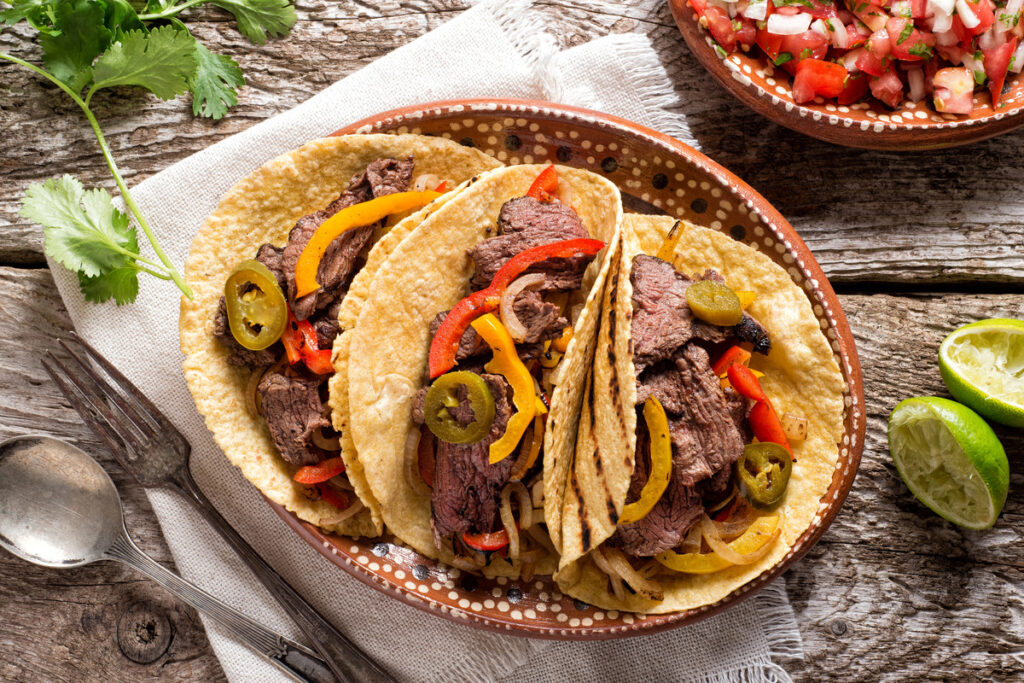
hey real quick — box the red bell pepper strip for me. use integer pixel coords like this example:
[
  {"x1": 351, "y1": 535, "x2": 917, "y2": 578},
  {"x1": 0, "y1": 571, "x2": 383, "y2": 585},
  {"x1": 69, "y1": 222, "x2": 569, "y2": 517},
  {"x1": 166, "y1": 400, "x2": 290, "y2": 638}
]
[
  {"x1": 434, "y1": 180, "x2": 448, "y2": 192},
  {"x1": 749, "y1": 401, "x2": 793, "y2": 457},
  {"x1": 317, "y1": 484, "x2": 350, "y2": 510},
  {"x1": 712, "y1": 345, "x2": 752, "y2": 376},
  {"x1": 463, "y1": 529, "x2": 509, "y2": 552},
  {"x1": 526, "y1": 165, "x2": 558, "y2": 201},
  {"x1": 281, "y1": 310, "x2": 335, "y2": 375},
  {"x1": 294, "y1": 456, "x2": 346, "y2": 484},
  {"x1": 727, "y1": 363, "x2": 768, "y2": 403},
  {"x1": 427, "y1": 238, "x2": 605, "y2": 378},
  {"x1": 418, "y1": 426, "x2": 435, "y2": 488}
]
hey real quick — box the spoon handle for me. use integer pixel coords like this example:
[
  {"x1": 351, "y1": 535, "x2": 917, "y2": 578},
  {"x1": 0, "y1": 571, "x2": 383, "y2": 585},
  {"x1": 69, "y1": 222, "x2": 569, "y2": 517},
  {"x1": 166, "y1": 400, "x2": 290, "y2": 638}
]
[
  {"x1": 170, "y1": 468, "x2": 395, "y2": 683},
  {"x1": 105, "y1": 531, "x2": 334, "y2": 683}
]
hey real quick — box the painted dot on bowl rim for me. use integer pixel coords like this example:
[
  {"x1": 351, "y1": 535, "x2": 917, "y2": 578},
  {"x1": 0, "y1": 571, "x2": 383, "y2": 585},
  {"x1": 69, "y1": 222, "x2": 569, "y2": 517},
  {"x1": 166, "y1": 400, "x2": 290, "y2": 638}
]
[
  {"x1": 448, "y1": 591, "x2": 459, "y2": 600},
  {"x1": 458, "y1": 598, "x2": 471, "y2": 608},
  {"x1": 484, "y1": 599, "x2": 496, "y2": 609},
  {"x1": 557, "y1": 613, "x2": 569, "y2": 623},
  {"x1": 497, "y1": 601, "x2": 510, "y2": 613}
]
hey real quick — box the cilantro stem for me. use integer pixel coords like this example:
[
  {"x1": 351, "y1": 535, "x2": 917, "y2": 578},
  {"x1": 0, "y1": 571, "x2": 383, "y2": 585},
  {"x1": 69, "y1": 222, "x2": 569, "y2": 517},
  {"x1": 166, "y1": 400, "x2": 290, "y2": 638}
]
[
  {"x1": 138, "y1": 0, "x2": 207, "y2": 21},
  {"x1": 0, "y1": 51, "x2": 194, "y2": 300}
]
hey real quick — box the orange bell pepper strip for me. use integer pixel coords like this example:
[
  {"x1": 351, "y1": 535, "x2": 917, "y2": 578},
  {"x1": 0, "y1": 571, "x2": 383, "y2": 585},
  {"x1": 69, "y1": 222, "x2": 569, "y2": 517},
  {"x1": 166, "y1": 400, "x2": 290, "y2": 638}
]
[
  {"x1": 294, "y1": 456, "x2": 346, "y2": 484},
  {"x1": 294, "y1": 191, "x2": 441, "y2": 298},
  {"x1": 712, "y1": 345, "x2": 752, "y2": 376}
]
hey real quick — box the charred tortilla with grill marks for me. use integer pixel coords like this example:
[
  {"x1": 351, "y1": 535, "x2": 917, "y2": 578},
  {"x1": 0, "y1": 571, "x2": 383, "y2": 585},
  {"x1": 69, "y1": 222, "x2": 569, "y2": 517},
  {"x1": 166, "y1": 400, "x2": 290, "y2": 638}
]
[
  {"x1": 557, "y1": 214, "x2": 845, "y2": 613},
  {"x1": 180, "y1": 134, "x2": 500, "y2": 539}
]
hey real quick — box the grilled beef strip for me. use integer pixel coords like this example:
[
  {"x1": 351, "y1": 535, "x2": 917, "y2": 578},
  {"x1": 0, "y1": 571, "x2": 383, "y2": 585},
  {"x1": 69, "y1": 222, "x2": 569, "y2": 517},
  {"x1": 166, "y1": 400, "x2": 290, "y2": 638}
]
[
  {"x1": 630, "y1": 255, "x2": 770, "y2": 375},
  {"x1": 283, "y1": 156, "x2": 415, "y2": 320},
  {"x1": 411, "y1": 373, "x2": 516, "y2": 549},
  {"x1": 257, "y1": 366, "x2": 332, "y2": 467}
]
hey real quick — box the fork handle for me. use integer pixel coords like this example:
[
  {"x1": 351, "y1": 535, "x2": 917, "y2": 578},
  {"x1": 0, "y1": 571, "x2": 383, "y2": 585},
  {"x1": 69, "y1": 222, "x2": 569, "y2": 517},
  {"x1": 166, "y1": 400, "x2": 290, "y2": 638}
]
[{"x1": 172, "y1": 468, "x2": 396, "y2": 683}]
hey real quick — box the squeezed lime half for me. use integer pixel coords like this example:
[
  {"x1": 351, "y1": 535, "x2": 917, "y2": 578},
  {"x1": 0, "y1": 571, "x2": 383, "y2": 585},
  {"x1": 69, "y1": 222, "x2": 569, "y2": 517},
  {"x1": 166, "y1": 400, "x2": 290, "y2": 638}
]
[
  {"x1": 939, "y1": 318, "x2": 1024, "y2": 427},
  {"x1": 888, "y1": 397, "x2": 1008, "y2": 530}
]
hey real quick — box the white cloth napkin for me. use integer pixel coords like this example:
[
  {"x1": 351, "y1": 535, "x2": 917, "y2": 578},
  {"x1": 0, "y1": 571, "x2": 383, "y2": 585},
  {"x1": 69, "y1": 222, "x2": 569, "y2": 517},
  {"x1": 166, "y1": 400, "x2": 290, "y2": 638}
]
[{"x1": 48, "y1": 1, "x2": 804, "y2": 680}]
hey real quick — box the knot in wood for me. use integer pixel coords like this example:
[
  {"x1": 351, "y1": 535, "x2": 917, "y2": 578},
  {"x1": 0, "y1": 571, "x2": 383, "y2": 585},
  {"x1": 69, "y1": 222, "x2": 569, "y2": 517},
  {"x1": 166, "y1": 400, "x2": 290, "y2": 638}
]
[{"x1": 116, "y1": 602, "x2": 172, "y2": 664}]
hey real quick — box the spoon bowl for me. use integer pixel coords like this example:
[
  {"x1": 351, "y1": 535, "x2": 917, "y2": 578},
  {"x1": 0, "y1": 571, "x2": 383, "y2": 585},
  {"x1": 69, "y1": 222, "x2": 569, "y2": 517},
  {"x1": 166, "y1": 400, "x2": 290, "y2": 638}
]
[{"x1": 0, "y1": 435, "x2": 122, "y2": 568}]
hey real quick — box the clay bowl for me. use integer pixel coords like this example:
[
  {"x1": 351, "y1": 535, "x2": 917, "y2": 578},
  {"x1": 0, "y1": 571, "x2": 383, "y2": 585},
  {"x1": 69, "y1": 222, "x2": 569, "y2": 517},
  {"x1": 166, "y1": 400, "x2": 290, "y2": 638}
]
[
  {"x1": 668, "y1": 0, "x2": 1024, "y2": 150},
  {"x1": 267, "y1": 99, "x2": 866, "y2": 638}
]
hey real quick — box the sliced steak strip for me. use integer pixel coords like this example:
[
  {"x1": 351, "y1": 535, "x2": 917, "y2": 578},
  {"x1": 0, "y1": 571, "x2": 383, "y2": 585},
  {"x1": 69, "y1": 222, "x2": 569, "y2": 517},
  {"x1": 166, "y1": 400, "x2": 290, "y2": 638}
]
[
  {"x1": 256, "y1": 243, "x2": 287, "y2": 293},
  {"x1": 469, "y1": 196, "x2": 589, "y2": 290},
  {"x1": 257, "y1": 366, "x2": 331, "y2": 467},
  {"x1": 511, "y1": 289, "x2": 568, "y2": 344},
  {"x1": 282, "y1": 156, "x2": 414, "y2": 319},
  {"x1": 614, "y1": 345, "x2": 744, "y2": 557},
  {"x1": 630, "y1": 256, "x2": 772, "y2": 374},
  {"x1": 429, "y1": 374, "x2": 516, "y2": 548}
]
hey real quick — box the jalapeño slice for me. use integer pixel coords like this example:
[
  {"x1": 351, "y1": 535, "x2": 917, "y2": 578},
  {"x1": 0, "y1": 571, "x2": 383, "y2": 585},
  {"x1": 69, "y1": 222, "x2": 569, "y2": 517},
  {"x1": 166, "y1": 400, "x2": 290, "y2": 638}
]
[
  {"x1": 738, "y1": 442, "x2": 792, "y2": 506},
  {"x1": 224, "y1": 259, "x2": 288, "y2": 351},
  {"x1": 424, "y1": 371, "x2": 496, "y2": 445},
  {"x1": 686, "y1": 279, "x2": 743, "y2": 326}
]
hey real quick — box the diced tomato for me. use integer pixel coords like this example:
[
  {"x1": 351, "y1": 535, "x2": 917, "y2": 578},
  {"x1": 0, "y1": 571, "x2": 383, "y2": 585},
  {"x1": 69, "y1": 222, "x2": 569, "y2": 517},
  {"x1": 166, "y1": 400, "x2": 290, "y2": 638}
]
[
  {"x1": 779, "y1": 30, "x2": 830, "y2": 74},
  {"x1": 936, "y1": 44, "x2": 967, "y2": 64},
  {"x1": 886, "y1": 17, "x2": 936, "y2": 60},
  {"x1": 757, "y1": 28, "x2": 785, "y2": 61},
  {"x1": 870, "y1": 67, "x2": 905, "y2": 107},
  {"x1": 911, "y1": 0, "x2": 927, "y2": 19},
  {"x1": 853, "y1": 46, "x2": 888, "y2": 75},
  {"x1": 735, "y1": 17, "x2": 757, "y2": 48},
  {"x1": 837, "y1": 71, "x2": 871, "y2": 103},
  {"x1": 689, "y1": 0, "x2": 709, "y2": 15},
  {"x1": 705, "y1": 6, "x2": 739, "y2": 51},
  {"x1": 963, "y1": 0, "x2": 996, "y2": 35},
  {"x1": 983, "y1": 37, "x2": 1018, "y2": 106},
  {"x1": 933, "y1": 66, "x2": 976, "y2": 112},
  {"x1": 846, "y1": 23, "x2": 869, "y2": 49},
  {"x1": 952, "y1": 15, "x2": 974, "y2": 46},
  {"x1": 804, "y1": 0, "x2": 840, "y2": 19},
  {"x1": 868, "y1": 27, "x2": 892, "y2": 58},
  {"x1": 792, "y1": 58, "x2": 849, "y2": 103}
]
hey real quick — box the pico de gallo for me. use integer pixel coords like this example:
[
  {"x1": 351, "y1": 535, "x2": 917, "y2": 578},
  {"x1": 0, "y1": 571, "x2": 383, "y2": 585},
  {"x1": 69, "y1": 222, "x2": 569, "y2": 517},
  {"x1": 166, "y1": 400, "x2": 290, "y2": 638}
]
[{"x1": 690, "y1": 0, "x2": 1024, "y2": 112}]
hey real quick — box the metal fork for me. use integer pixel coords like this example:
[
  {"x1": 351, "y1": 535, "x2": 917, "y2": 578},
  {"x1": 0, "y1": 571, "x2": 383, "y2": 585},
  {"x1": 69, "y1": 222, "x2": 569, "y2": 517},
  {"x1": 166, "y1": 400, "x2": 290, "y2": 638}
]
[{"x1": 42, "y1": 336, "x2": 395, "y2": 683}]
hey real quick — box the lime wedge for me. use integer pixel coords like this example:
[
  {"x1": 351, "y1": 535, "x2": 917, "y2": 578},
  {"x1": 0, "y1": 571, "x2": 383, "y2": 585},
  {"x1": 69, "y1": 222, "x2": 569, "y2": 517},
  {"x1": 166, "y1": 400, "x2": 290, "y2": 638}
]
[
  {"x1": 939, "y1": 318, "x2": 1024, "y2": 427},
  {"x1": 888, "y1": 397, "x2": 1008, "y2": 530}
]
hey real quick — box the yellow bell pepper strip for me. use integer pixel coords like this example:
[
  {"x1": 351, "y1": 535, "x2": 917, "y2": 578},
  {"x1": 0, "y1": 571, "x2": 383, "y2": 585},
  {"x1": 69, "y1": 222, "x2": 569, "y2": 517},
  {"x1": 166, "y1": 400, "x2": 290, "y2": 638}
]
[
  {"x1": 470, "y1": 313, "x2": 536, "y2": 464},
  {"x1": 654, "y1": 514, "x2": 782, "y2": 574},
  {"x1": 618, "y1": 397, "x2": 673, "y2": 524},
  {"x1": 655, "y1": 220, "x2": 684, "y2": 262},
  {"x1": 294, "y1": 190, "x2": 440, "y2": 298},
  {"x1": 551, "y1": 326, "x2": 573, "y2": 353}
]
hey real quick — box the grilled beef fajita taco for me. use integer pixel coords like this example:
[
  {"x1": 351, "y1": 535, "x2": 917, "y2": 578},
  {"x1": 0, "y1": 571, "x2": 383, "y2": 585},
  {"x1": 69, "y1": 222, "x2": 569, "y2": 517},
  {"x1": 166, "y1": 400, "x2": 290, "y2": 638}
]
[
  {"x1": 557, "y1": 214, "x2": 845, "y2": 612},
  {"x1": 342, "y1": 164, "x2": 622, "y2": 578},
  {"x1": 180, "y1": 134, "x2": 501, "y2": 538}
]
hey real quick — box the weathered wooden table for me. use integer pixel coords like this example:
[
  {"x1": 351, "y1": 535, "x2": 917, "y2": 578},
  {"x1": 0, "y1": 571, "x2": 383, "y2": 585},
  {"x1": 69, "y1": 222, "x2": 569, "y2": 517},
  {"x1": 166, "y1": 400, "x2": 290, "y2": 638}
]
[{"x1": 2, "y1": 1, "x2": 1022, "y2": 680}]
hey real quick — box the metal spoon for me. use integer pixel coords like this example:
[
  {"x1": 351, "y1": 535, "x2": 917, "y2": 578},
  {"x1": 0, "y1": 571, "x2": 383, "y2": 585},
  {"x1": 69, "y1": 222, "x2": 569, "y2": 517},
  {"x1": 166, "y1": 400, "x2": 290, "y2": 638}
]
[{"x1": 0, "y1": 435, "x2": 334, "y2": 683}]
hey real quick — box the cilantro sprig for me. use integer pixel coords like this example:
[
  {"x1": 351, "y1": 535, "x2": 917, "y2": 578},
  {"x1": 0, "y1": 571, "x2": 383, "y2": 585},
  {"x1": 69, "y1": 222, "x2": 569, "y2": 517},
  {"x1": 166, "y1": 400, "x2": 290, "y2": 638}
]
[{"x1": 0, "y1": 0, "x2": 296, "y2": 304}]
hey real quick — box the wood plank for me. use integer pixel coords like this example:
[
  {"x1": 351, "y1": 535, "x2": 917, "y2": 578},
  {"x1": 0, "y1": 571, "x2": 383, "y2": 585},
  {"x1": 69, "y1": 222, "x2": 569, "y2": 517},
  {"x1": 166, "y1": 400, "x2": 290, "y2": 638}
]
[
  {"x1": 2, "y1": 265, "x2": 1021, "y2": 679},
  {"x1": 3, "y1": 0, "x2": 1024, "y2": 285},
  {"x1": 0, "y1": 266, "x2": 226, "y2": 682}
]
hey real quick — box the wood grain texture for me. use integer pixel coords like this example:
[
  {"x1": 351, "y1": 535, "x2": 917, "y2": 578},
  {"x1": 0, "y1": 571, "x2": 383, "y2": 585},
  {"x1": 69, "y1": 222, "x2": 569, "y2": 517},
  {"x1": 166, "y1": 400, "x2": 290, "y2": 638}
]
[{"x1": 2, "y1": 0, "x2": 1024, "y2": 680}]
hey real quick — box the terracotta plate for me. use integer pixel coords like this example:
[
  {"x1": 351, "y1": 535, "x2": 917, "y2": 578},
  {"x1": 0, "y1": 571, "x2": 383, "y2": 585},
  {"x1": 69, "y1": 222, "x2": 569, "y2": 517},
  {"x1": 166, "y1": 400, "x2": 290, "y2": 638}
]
[
  {"x1": 267, "y1": 99, "x2": 866, "y2": 639},
  {"x1": 668, "y1": 0, "x2": 1024, "y2": 150}
]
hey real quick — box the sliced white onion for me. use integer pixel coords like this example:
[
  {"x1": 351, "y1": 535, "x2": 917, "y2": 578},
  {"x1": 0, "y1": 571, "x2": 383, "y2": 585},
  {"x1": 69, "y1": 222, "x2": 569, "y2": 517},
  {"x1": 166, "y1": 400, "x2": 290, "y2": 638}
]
[
  {"x1": 891, "y1": 0, "x2": 913, "y2": 17},
  {"x1": 842, "y1": 47, "x2": 865, "y2": 71},
  {"x1": 499, "y1": 483, "x2": 522, "y2": 562},
  {"x1": 811, "y1": 18, "x2": 829, "y2": 37},
  {"x1": 767, "y1": 12, "x2": 812, "y2": 35},
  {"x1": 978, "y1": 25, "x2": 1005, "y2": 51},
  {"x1": 1012, "y1": 42, "x2": 1024, "y2": 73},
  {"x1": 404, "y1": 428, "x2": 431, "y2": 499},
  {"x1": 962, "y1": 51, "x2": 985, "y2": 75},
  {"x1": 499, "y1": 273, "x2": 547, "y2": 343},
  {"x1": 312, "y1": 427, "x2": 341, "y2": 451},
  {"x1": 700, "y1": 514, "x2": 781, "y2": 566},
  {"x1": 679, "y1": 524, "x2": 703, "y2": 554},
  {"x1": 830, "y1": 19, "x2": 851, "y2": 48},
  {"x1": 956, "y1": 0, "x2": 981, "y2": 28},
  {"x1": 1008, "y1": 0, "x2": 1024, "y2": 15},
  {"x1": 592, "y1": 547, "x2": 665, "y2": 601},
  {"x1": 531, "y1": 478, "x2": 545, "y2": 508},
  {"x1": 928, "y1": 0, "x2": 956, "y2": 16},
  {"x1": 781, "y1": 412, "x2": 809, "y2": 442},
  {"x1": 319, "y1": 498, "x2": 364, "y2": 527},
  {"x1": 411, "y1": 173, "x2": 442, "y2": 192},
  {"x1": 743, "y1": 0, "x2": 768, "y2": 21}
]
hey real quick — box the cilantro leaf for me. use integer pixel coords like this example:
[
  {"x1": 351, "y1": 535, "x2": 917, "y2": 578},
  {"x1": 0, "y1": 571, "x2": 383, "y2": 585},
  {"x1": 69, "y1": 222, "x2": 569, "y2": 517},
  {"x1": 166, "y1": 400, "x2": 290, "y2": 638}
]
[
  {"x1": 91, "y1": 25, "x2": 196, "y2": 99},
  {"x1": 0, "y1": 0, "x2": 49, "y2": 27},
  {"x1": 102, "y1": 0, "x2": 144, "y2": 34},
  {"x1": 78, "y1": 265, "x2": 139, "y2": 305},
  {"x1": 39, "y1": 0, "x2": 112, "y2": 89},
  {"x1": 22, "y1": 175, "x2": 137, "y2": 277},
  {"x1": 909, "y1": 42, "x2": 932, "y2": 58},
  {"x1": 188, "y1": 42, "x2": 243, "y2": 119},
  {"x1": 897, "y1": 21, "x2": 913, "y2": 44},
  {"x1": 773, "y1": 52, "x2": 794, "y2": 65},
  {"x1": 209, "y1": 0, "x2": 295, "y2": 45}
]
